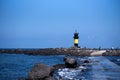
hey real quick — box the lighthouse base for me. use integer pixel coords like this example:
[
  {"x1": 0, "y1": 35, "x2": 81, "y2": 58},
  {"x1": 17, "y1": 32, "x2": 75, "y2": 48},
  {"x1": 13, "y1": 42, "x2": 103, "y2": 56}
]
[{"x1": 74, "y1": 44, "x2": 78, "y2": 48}]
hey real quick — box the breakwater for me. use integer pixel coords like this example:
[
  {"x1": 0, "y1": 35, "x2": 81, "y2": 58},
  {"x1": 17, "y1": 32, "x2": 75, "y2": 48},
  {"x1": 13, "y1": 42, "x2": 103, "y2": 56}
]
[
  {"x1": 0, "y1": 47, "x2": 92, "y2": 56},
  {"x1": 0, "y1": 47, "x2": 120, "y2": 56},
  {"x1": 1, "y1": 54, "x2": 120, "y2": 80}
]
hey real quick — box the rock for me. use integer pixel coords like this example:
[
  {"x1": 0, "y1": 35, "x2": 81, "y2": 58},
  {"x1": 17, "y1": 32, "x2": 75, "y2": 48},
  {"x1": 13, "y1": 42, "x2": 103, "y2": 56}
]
[
  {"x1": 64, "y1": 57, "x2": 77, "y2": 68},
  {"x1": 45, "y1": 76, "x2": 55, "y2": 80},
  {"x1": 83, "y1": 60, "x2": 89, "y2": 63},
  {"x1": 27, "y1": 63, "x2": 54, "y2": 80},
  {"x1": 53, "y1": 64, "x2": 65, "y2": 70}
]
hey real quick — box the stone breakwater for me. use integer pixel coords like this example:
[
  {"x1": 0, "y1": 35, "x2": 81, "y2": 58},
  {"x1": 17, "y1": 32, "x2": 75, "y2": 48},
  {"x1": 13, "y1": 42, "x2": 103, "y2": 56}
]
[
  {"x1": 0, "y1": 47, "x2": 120, "y2": 56},
  {"x1": 0, "y1": 48, "x2": 92, "y2": 56},
  {"x1": 26, "y1": 56, "x2": 90, "y2": 80}
]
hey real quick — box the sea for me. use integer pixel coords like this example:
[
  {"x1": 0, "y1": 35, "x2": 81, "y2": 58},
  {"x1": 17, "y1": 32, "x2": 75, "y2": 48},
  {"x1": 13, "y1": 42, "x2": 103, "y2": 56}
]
[{"x1": 0, "y1": 53, "x2": 120, "y2": 80}]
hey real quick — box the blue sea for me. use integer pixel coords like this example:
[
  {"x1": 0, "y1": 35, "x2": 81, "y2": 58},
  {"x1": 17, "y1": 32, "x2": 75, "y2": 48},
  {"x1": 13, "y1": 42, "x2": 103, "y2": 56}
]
[
  {"x1": 0, "y1": 53, "x2": 120, "y2": 80},
  {"x1": 0, "y1": 54, "x2": 65, "y2": 80}
]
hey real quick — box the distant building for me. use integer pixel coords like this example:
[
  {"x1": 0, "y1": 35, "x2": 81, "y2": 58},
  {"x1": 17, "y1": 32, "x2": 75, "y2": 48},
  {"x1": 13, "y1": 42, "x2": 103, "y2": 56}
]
[{"x1": 73, "y1": 30, "x2": 79, "y2": 47}]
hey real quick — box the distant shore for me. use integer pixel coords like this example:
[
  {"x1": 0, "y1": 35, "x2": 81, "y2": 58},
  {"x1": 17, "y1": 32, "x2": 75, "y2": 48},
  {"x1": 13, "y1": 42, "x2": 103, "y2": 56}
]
[{"x1": 0, "y1": 47, "x2": 120, "y2": 56}]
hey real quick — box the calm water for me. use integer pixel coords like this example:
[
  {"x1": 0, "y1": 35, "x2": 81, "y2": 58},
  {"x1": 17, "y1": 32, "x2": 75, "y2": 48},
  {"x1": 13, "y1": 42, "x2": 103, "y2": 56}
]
[
  {"x1": 0, "y1": 53, "x2": 120, "y2": 80},
  {"x1": 0, "y1": 53, "x2": 65, "y2": 80}
]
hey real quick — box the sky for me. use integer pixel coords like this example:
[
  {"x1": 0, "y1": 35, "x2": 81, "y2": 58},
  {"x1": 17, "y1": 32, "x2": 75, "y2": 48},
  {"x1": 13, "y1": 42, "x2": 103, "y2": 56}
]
[{"x1": 0, "y1": 0, "x2": 120, "y2": 48}]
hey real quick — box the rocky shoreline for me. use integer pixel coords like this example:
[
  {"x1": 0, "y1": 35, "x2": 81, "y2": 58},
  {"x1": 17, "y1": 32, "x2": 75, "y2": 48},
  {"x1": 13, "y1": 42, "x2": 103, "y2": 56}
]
[
  {"x1": 0, "y1": 48, "x2": 119, "y2": 80},
  {"x1": 25, "y1": 56, "x2": 90, "y2": 80},
  {"x1": 0, "y1": 47, "x2": 120, "y2": 56}
]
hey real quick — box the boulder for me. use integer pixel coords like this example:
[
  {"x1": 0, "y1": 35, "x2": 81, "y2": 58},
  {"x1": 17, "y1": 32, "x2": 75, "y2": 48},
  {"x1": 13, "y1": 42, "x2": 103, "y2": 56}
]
[
  {"x1": 27, "y1": 63, "x2": 54, "y2": 80},
  {"x1": 83, "y1": 60, "x2": 89, "y2": 63},
  {"x1": 45, "y1": 76, "x2": 55, "y2": 80},
  {"x1": 64, "y1": 57, "x2": 77, "y2": 68},
  {"x1": 53, "y1": 64, "x2": 65, "y2": 70}
]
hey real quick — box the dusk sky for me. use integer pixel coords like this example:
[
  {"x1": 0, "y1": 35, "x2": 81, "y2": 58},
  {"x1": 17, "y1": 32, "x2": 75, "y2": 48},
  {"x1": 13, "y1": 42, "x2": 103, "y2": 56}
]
[{"x1": 0, "y1": 0, "x2": 120, "y2": 48}]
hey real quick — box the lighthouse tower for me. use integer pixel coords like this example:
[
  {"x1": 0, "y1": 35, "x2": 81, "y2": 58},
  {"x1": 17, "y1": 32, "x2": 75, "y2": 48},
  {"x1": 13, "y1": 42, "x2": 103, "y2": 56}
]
[{"x1": 73, "y1": 30, "x2": 79, "y2": 47}]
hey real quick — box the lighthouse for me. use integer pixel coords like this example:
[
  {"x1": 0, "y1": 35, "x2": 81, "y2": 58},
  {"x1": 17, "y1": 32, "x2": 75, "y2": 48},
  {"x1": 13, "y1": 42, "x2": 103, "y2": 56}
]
[{"x1": 73, "y1": 30, "x2": 79, "y2": 47}]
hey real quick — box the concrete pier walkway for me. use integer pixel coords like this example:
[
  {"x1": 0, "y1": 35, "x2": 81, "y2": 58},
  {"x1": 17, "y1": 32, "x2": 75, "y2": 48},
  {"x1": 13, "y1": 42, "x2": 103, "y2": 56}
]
[
  {"x1": 90, "y1": 50, "x2": 106, "y2": 56},
  {"x1": 89, "y1": 56, "x2": 120, "y2": 80}
]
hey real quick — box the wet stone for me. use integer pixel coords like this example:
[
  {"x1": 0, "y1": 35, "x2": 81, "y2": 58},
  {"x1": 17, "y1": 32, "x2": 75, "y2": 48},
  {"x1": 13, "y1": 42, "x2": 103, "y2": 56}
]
[
  {"x1": 64, "y1": 57, "x2": 78, "y2": 68},
  {"x1": 27, "y1": 63, "x2": 54, "y2": 80}
]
